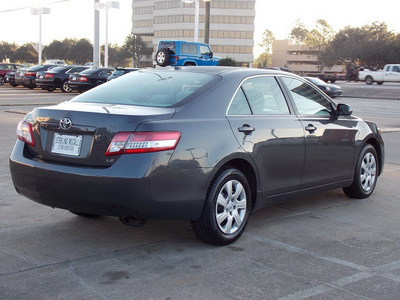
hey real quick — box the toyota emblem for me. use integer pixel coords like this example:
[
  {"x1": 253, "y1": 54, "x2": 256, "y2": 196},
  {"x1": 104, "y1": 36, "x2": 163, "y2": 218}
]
[{"x1": 59, "y1": 117, "x2": 72, "y2": 130}]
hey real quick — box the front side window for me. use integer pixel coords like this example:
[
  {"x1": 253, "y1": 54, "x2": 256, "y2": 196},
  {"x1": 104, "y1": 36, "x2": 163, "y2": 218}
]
[
  {"x1": 199, "y1": 45, "x2": 211, "y2": 55},
  {"x1": 282, "y1": 77, "x2": 332, "y2": 115}
]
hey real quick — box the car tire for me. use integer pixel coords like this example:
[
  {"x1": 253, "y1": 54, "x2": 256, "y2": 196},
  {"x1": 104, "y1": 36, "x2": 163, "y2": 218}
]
[
  {"x1": 61, "y1": 80, "x2": 72, "y2": 93},
  {"x1": 365, "y1": 76, "x2": 374, "y2": 85},
  {"x1": 377, "y1": 82, "x2": 383, "y2": 85},
  {"x1": 155, "y1": 48, "x2": 170, "y2": 67},
  {"x1": 0, "y1": 76, "x2": 4, "y2": 85},
  {"x1": 191, "y1": 168, "x2": 251, "y2": 245},
  {"x1": 69, "y1": 210, "x2": 99, "y2": 218},
  {"x1": 343, "y1": 144, "x2": 378, "y2": 199}
]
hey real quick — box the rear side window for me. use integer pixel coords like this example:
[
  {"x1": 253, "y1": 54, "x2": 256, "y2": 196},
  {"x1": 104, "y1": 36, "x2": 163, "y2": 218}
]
[
  {"x1": 181, "y1": 43, "x2": 197, "y2": 54},
  {"x1": 71, "y1": 70, "x2": 218, "y2": 107},
  {"x1": 228, "y1": 76, "x2": 289, "y2": 115},
  {"x1": 282, "y1": 77, "x2": 332, "y2": 115}
]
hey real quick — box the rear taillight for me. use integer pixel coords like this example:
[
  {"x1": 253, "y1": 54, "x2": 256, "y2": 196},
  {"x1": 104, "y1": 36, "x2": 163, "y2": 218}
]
[
  {"x1": 78, "y1": 76, "x2": 88, "y2": 82},
  {"x1": 25, "y1": 72, "x2": 36, "y2": 77},
  {"x1": 45, "y1": 73, "x2": 54, "y2": 78},
  {"x1": 16, "y1": 120, "x2": 35, "y2": 146},
  {"x1": 105, "y1": 131, "x2": 181, "y2": 156}
]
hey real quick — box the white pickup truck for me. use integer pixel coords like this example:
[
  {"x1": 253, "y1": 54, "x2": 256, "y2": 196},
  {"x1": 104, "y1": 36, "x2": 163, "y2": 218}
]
[{"x1": 358, "y1": 64, "x2": 400, "y2": 85}]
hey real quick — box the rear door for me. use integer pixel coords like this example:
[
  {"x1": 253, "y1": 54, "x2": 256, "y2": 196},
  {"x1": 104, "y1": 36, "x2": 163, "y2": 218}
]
[{"x1": 226, "y1": 75, "x2": 305, "y2": 196}]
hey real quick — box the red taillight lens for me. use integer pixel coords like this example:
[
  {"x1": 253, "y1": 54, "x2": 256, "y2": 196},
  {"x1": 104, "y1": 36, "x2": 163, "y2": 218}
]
[
  {"x1": 25, "y1": 72, "x2": 36, "y2": 77},
  {"x1": 78, "y1": 76, "x2": 88, "y2": 82},
  {"x1": 105, "y1": 131, "x2": 181, "y2": 156},
  {"x1": 16, "y1": 120, "x2": 35, "y2": 146},
  {"x1": 45, "y1": 73, "x2": 54, "y2": 78}
]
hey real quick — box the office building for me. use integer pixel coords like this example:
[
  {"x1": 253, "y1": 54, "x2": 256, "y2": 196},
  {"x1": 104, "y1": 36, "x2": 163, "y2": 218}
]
[{"x1": 131, "y1": 0, "x2": 255, "y2": 66}]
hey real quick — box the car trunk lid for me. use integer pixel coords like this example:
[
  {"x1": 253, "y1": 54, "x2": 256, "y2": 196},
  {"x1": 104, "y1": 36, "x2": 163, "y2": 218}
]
[{"x1": 24, "y1": 101, "x2": 176, "y2": 167}]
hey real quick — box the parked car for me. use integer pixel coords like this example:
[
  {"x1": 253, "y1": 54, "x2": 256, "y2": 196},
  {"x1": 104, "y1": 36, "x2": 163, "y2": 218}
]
[
  {"x1": 107, "y1": 68, "x2": 139, "y2": 81},
  {"x1": 17, "y1": 65, "x2": 55, "y2": 89},
  {"x1": 305, "y1": 77, "x2": 342, "y2": 98},
  {"x1": 155, "y1": 40, "x2": 219, "y2": 67},
  {"x1": 68, "y1": 67, "x2": 114, "y2": 92},
  {"x1": 10, "y1": 67, "x2": 384, "y2": 245},
  {"x1": 5, "y1": 71, "x2": 17, "y2": 86},
  {"x1": 0, "y1": 63, "x2": 24, "y2": 85},
  {"x1": 36, "y1": 65, "x2": 89, "y2": 92},
  {"x1": 44, "y1": 59, "x2": 67, "y2": 66}
]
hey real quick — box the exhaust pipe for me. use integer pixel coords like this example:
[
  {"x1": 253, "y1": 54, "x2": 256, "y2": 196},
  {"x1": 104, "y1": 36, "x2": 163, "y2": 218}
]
[{"x1": 119, "y1": 215, "x2": 146, "y2": 227}]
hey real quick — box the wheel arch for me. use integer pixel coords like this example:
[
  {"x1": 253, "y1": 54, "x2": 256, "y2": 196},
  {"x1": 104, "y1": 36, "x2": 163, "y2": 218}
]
[
  {"x1": 210, "y1": 158, "x2": 258, "y2": 211},
  {"x1": 363, "y1": 138, "x2": 384, "y2": 176},
  {"x1": 183, "y1": 61, "x2": 197, "y2": 66}
]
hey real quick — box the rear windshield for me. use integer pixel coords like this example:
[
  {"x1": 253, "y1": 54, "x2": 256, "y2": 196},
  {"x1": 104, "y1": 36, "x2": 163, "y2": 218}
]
[{"x1": 71, "y1": 69, "x2": 218, "y2": 107}]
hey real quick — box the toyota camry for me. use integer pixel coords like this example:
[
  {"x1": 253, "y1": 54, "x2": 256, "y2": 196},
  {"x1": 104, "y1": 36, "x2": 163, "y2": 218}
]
[{"x1": 9, "y1": 67, "x2": 384, "y2": 245}]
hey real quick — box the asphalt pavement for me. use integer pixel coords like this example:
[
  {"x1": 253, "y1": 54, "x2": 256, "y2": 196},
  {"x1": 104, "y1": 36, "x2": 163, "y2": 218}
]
[{"x1": 0, "y1": 83, "x2": 400, "y2": 299}]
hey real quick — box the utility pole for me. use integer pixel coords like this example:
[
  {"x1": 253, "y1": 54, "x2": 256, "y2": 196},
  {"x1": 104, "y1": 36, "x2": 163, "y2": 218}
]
[{"x1": 204, "y1": 1, "x2": 210, "y2": 44}]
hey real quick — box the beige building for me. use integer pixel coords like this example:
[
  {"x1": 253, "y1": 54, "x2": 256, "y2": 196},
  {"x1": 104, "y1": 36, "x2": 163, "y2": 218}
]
[
  {"x1": 271, "y1": 40, "x2": 342, "y2": 75},
  {"x1": 131, "y1": 0, "x2": 255, "y2": 66}
]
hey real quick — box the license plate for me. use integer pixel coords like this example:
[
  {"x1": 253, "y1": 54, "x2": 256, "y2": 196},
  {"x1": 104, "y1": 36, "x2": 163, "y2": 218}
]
[{"x1": 51, "y1": 133, "x2": 83, "y2": 156}]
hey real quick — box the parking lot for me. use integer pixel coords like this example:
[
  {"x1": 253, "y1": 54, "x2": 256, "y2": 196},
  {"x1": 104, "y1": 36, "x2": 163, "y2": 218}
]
[{"x1": 1, "y1": 83, "x2": 400, "y2": 299}]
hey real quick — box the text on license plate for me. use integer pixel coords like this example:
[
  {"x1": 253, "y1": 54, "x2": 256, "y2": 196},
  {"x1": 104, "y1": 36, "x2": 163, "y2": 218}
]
[{"x1": 51, "y1": 133, "x2": 83, "y2": 156}]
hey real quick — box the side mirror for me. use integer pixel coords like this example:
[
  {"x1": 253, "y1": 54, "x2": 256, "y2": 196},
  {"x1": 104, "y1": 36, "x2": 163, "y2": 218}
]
[
  {"x1": 209, "y1": 52, "x2": 213, "y2": 58},
  {"x1": 337, "y1": 103, "x2": 353, "y2": 116}
]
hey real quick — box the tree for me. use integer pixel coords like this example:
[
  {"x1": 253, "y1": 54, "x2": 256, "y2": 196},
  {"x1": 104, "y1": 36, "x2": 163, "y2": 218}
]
[
  {"x1": 122, "y1": 34, "x2": 152, "y2": 67},
  {"x1": 290, "y1": 19, "x2": 335, "y2": 72},
  {"x1": 67, "y1": 39, "x2": 93, "y2": 64},
  {"x1": 0, "y1": 41, "x2": 18, "y2": 62},
  {"x1": 321, "y1": 22, "x2": 398, "y2": 69},
  {"x1": 218, "y1": 57, "x2": 237, "y2": 66},
  {"x1": 14, "y1": 43, "x2": 37, "y2": 63},
  {"x1": 257, "y1": 29, "x2": 275, "y2": 68}
]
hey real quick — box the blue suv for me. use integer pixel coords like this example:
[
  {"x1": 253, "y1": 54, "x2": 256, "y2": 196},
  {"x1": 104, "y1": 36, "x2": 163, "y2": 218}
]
[{"x1": 155, "y1": 40, "x2": 219, "y2": 67}]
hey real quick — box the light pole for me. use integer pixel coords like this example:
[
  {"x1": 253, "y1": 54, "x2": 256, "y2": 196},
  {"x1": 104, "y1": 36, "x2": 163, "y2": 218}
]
[
  {"x1": 95, "y1": 1, "x2": 119, "y2": 67},
  {"x1": 183, "y1": 0, "x2": 211, "y2": 43},
  {"x1": 31, "y1": 7, "x2": 50, "y2": 65}
]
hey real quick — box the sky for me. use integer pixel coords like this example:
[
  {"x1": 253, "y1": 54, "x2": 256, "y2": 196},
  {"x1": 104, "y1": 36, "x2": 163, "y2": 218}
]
[{"x1": 1, "y1": 0, "x2": 399, "y2": 57}]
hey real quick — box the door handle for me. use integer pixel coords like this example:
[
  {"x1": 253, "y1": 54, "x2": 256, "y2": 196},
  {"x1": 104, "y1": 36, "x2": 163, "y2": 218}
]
[
  {"x1": 238, "y1": 124, "x2": 255, "y2": 135},
  {"x1": 305, "y1": 124, "x2": 317, "y2": 133}
]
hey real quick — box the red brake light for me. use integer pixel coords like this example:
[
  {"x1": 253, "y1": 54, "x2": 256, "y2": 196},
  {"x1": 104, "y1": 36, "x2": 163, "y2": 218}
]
[
  {"x1": 78, "y1": 76, "x2": 88, "y2": 82},
  {"x1": 45, "y1": 73, "x2": 54, "y2": 78},
  {"x1": 106, "y1": 131, "x2": 181, "y2": 156},
  {"x1": 16, "y1": 120, "x2": 35, "y2": 146},
  {"x1": 25, "y1": 72, "x2": 36, "y2": 77}
]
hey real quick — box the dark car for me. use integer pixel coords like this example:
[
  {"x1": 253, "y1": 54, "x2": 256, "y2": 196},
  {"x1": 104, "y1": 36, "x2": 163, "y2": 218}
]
[
  {"x1": 5, "y1": 71, "x2": 18, "y2": 86},
  {"x1": 9, "y1": 67, "x2": 384, "y2": 245},
  {"x1": 68, "y1": 67, "x2": 114, "y2": 92},
  {"x1": 305, "y1": 76, "x2": 342, "y2": 98},
  {"x1": 107, "y1": 68, "x2": 139, "y2": 81},
  {"x1": 18, "y1": 64, "x2": 55, "y2": 89},
  {"x1": 36, "y1": 65, "x2": 89, "y2": 92},
  {"x1": 0, "y1": 63, "x2": 24, "y2": 85}
]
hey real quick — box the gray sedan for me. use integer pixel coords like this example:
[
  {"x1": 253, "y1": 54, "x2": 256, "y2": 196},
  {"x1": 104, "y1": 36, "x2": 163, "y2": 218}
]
[{"x1": 9, "y1": 67, "x2": 384, "y2": 245}]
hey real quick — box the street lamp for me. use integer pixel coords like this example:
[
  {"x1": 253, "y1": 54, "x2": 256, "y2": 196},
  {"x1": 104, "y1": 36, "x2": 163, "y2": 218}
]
[
  {"x1": 31, "y1": 7, "x2": 50, "y2": 65},
  {"x1": 95, "y1": 1, "x2": 119, "y2": 67},
  {"x1": 183, "y1": 0, "x2": 211, "y2": 43}
]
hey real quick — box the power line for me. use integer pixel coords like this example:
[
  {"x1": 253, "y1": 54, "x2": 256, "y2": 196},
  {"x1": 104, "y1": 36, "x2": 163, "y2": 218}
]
[{"x1": 0, "y1": 0, "x2": 69, "y2": 14}]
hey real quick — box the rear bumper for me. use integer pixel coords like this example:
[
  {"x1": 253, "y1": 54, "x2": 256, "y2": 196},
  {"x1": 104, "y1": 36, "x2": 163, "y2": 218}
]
[{"x1": 9, "y1": 140, "x2": 209, "y2": 220}]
